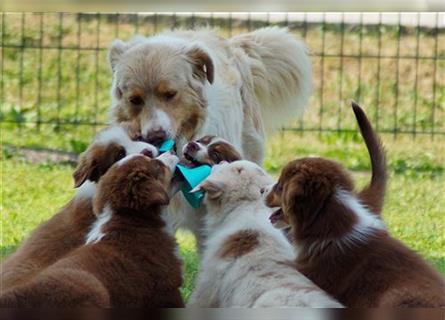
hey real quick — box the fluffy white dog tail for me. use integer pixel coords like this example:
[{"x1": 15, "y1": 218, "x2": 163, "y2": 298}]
[{"x1": 230, "y1": 27, "x2": 312, "y2": 132}]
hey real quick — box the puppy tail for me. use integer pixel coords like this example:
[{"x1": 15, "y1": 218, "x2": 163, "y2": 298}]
[
  {"x1": 352, "y1": 101, "x2": 387, "y2": 215},
  {"x1": 230, "y1": 27, "x2": 312, "y2": 132}
]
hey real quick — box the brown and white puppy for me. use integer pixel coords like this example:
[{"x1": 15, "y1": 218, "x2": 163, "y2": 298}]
[
  {"x1": 188, "y1": 160, "x2": 341, "y2": 308},
  {"x1": 0, "y1": 152, "x2": 183, "y2": 308},
  {"x1": 0, "y1": 126, "x2": 158, "y2": 292},
  {"x1": 182, "y1": 135, "x2": 242, "y2": 167},
  {"x1": 265, "y1": 103, "x2": 445, "y2": 307}
]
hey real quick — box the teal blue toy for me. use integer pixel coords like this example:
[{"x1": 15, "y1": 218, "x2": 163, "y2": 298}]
[
  {"x1": 176, "y1": 163, "x2": 212, "y2": 208},
  {"x1": 158, "y1": 139, "x2": 211, "y2": 208},
  {"x1": 159, "y1": 139, "x2": 176, "y2": 154}
]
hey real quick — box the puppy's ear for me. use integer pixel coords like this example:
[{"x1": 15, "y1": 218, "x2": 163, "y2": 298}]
[
  {"x1": 108, "y1": 39, "x2": 127, "y2": 73},
  {"x1": 283, "y1": 173, "x2": 332, "y2": 224},
  {"x1": 73, "y1": 145, "x2": 119, "y2": 188},
  {"x1": 191, "y1": 179, "x2": 224, "y2": 200},
  {"x1": 73, "y1": 156, "x2": 101, "y2": 188},
  {"x1": 186, "y1": 45, "x2": 214, "y2": 84},
  {"x1": 282, "y1": 178, "x2": 304, "y2": 214},
  {"x1": 129, "y1": 179, "x2": 170, "y2": 210},
  {"x1": 144, "y1": 184, "x2": 170, "y2": 208},
  {"x1": 209, "y1": 144, "x2": 242, "y2": 164}
]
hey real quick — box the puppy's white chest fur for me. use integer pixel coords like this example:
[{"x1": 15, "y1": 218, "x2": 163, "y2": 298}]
[{"x1": 85, "y1": 205, "x2": 113, "y2": 245}]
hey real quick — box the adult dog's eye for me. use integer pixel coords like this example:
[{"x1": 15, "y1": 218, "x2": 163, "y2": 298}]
[
  {"x1": 116, "y1": 149, "x2": 126, "y2": 161},
  {"x1": 129, "y1": 96, "x2": 144, "y2": 106},
  {"x1": 164, "y1": 91, "x2": 177, "y2": 101}
]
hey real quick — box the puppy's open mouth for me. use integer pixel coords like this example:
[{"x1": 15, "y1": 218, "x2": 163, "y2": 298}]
[
  {"x1": 181, "y1": 152, "x2": 201, "y2": 168},
  {"x1": 269, "y1": 208, "x2": 284, "y2": 224}
]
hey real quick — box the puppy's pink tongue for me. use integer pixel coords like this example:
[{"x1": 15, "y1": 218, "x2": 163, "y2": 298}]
[{"x1": 269, "y1": 209, "x2": 283, "y2": 224}]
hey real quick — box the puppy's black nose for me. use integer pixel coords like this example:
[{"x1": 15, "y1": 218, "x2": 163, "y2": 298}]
[
  {"x1": 141, "y1": 148, "x2": 154, "y2": 158},
  {"x1": 145, "y1": 129, "x2": 167, "y2": 146},
  {"x1": 186, "y1": 142, "x2": 200, "y2": 153},
  {"x1": 260, "y1": 187, "x2": 266, "y2": 194}
]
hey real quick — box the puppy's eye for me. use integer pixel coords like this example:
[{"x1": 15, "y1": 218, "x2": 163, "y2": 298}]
[
  {"x1": 129, "y1": 96, "x2": 144, "y2": 106},
  {"x1": 163, "y1": 91, "x2": 177, "y2": 101},
  {"x1": 198, "y1": 136, "x2": 212, "y2": 145},
  {"x1": 116, "y1": 149, "x2": 126, "y2": 161}
]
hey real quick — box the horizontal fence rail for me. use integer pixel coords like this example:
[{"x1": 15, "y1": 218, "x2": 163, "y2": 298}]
[{"x1": 1, "y1": 13, "x2": 444, "y2": 152}]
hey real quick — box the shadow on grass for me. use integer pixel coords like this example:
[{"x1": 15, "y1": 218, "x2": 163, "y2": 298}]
[
  {"x1": 427, "y1": 257, "x2": 445, "y2": 275},
  {"x1": 0, "y1": 245, "x2": 19, "y2": 260},
  {"x1": 3, "y1": 144, "x2": 78, "y2": 166}
]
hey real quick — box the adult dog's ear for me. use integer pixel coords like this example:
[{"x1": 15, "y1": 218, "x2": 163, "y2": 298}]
[
  {"x1": 108, "y1": 39, "x2": 127, "y2": 73},
  {"x1": 187, "y1": 45, "x2": 214, "y2": 84}
]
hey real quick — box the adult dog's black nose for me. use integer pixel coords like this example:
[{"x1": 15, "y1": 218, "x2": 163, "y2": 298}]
[{"x1": 145, "y1": 129, "x2": 167, "y2": 146}]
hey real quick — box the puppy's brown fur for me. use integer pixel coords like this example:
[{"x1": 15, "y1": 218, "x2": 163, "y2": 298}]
[
  {"x1": 73, "y1": 141, "x2": 128, "y2": 187},
  {"x1": 182, "y1": 135, "x2": 242, "y2": 166},
  {"x1": 0, "y1": 140, "x2": 128, "y2": 292},
  {"x1": 0, "y1": 155, "x2": 184, "y2": 307},
  {"x1": 218, "y1": 230, "x2": 260, "y2": 259},
  {"x1": 265, "y1": 103, "x2": 445, "y2": 307},
  {"x1": 0, "y1": 197, "x2": 94, "y2": 293}
]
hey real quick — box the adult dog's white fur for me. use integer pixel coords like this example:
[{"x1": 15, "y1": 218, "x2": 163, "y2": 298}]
[
  {"x1": 108, "y1": 27, "x2": 312, "y2": 244},
  {"x1": 188, "y1": 161, "x2": 342, "y2": 307}
]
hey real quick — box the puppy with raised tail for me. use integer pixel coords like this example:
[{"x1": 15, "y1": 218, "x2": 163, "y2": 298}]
[
  {"x1": 0, "y1": 151, "x2": 183, "y2": 307},
  {"x1": 188, "y1": 160, "x2": 342, "y2": 308},
  {"x1": 265, "y1": 102, "x2": 445, "y2": 307},
  {"x1": 0, "y1": 126, "x2": 158, "y2": 292}
]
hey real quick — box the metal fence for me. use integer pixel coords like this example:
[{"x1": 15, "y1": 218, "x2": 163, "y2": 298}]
[{"x1": 1, "y1": 13, "x2": 444, "y2": 152}]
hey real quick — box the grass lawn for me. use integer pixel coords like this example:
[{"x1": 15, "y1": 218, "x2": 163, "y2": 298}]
[
  {"x1": 1, "y1": 13, "x2": 444, "y2": 303},
  {"x1": 2, "y1": 131, "x2": 444, "y2": 301}
]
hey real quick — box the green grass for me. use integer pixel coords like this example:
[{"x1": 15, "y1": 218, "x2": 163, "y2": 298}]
[{"x1": 2, "y1": 131, "x2": 444, "y2": 301}]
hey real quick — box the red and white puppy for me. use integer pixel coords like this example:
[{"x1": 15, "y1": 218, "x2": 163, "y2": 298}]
[
  {"x1": 0, "y1": 126, "x2": 158, "y2": 292},
  {"x1": 182, "y1": 135, "x2": 242, "y2": 167},
  {"x1": 0, "y1": 152, "x2": 183, "y2": 307},
  {"x1": 265, "y1": 103, "x2": 445, "y2": 307}
]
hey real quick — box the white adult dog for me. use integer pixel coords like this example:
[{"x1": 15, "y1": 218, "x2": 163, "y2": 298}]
[
  {"x1": 187, "y1": 161, "x2": 342, "y2": 307},
  {"x1": 107, "y1": 27, "x2": 312, "y2": 242}
]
